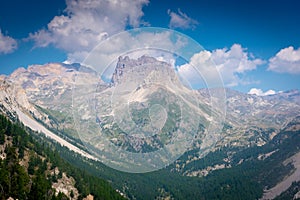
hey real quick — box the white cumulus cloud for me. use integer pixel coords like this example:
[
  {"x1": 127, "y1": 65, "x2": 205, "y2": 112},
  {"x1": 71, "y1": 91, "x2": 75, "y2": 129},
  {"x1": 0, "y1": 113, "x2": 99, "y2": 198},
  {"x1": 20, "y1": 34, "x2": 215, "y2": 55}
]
[
  {"x1": 168, "y1": 9, "x2": 199, "y2": 30},
  {"x1": 29, "y1": 0, "x2": 149, "y2": 63},
  {"x1": 0, "y1": 30, "x2": 18, "y2": 54},
  {"x1": 268, "y1": 46, "x2": 300, "y2": 74},
  {"x1": 177, "y1": 44, "x2": 265, "y2": 88},
  {"x1": 248, "y1": 88, "x2": 277, "y2": 96}
]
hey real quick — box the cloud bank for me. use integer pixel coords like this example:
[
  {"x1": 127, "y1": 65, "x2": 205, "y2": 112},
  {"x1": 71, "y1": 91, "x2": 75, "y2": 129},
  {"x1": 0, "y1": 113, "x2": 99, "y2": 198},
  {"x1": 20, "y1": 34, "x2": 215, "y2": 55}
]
[
  {"x1": 168, "y1": 9, "x2": 199, "y2": 30},
  {"x1": 178, "y1": 44, "x2": 265, "y2": 87},
  {"x1": 29, "y1": 0, "x2": 149, "y2": 63},
  {"x1": 248, "y1": 88, "x2": 277, "y2": 96},
  {"x1": 268, "y1": 46, "x2": 300, "y2": 74},
  {"x1": 0, "y1": 30, "x2": 17, "y2": 54}
]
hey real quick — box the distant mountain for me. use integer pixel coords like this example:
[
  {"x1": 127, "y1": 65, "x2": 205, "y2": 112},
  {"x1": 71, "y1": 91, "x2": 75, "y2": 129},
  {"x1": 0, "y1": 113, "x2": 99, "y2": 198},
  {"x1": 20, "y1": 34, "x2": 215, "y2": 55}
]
[{"x1": 1, "y1": 56, "x2": 300, "y2": 199}]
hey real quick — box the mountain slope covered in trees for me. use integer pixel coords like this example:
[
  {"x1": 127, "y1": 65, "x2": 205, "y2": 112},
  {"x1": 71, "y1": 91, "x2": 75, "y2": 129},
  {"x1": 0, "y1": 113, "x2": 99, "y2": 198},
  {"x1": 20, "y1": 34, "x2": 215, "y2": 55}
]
[{"x1": 0, "y1": 114, "x2": 125, "y2": 200}]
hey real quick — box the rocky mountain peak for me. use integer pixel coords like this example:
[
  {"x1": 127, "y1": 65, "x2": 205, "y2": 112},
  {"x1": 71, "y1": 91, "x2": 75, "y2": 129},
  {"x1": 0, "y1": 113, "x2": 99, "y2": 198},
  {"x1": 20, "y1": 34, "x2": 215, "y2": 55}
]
[
  {"x1": 0, "y1": 75, "x2": 6, "y2": 82},
  {"x1": 111, "y1": 55, "x2": 175, "y2": 85},
  {"x1": 10, "y1": 67, "x2": 26, "y2": 78}
]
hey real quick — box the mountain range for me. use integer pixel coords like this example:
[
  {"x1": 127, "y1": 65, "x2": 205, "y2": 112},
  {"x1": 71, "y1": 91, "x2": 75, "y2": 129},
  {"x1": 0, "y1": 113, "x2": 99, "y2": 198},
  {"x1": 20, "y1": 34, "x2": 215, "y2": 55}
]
[{"x1": 0, "y1": 56, "x2": 300, "y2": 199}]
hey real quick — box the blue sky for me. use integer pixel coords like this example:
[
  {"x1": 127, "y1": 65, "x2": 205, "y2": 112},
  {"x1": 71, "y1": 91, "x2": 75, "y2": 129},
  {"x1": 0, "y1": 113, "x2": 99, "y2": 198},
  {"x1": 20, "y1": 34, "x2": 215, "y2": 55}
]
[{"x1": 0, "y1": 0, "x2": 299, "y2": 94}]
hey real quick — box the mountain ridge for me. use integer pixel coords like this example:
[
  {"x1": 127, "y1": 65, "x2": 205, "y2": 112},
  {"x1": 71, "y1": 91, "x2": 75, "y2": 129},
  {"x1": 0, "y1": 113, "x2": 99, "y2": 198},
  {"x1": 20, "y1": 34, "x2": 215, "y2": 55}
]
[
  {"x1": 1, "y1": 59, "x2": 299, "y2": 149},
  {"x1": 1, "y1": 56, "x2": 300, "y2": 199}
]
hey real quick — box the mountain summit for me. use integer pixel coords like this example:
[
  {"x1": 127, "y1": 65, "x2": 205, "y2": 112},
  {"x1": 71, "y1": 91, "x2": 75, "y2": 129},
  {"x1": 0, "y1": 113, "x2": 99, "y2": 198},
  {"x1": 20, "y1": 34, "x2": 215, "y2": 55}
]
[{"x1": 111, "y1": 55, "x2": 177, "y2": 86}]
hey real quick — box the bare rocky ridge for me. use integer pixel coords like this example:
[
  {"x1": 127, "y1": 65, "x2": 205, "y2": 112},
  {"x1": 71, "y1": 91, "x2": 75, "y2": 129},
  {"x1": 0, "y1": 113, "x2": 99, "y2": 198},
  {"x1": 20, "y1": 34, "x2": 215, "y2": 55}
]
[
  {"x1": 0, "y1": 65, "x2": 98, "y2": 161},
  {"x1": 111, "y1": 55, "x2": 177, "y2": 86}
]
